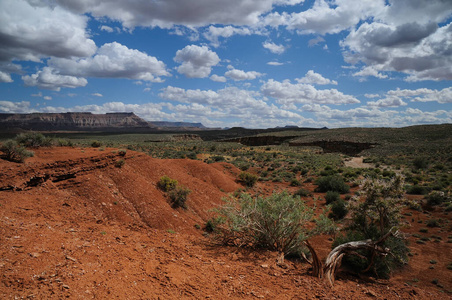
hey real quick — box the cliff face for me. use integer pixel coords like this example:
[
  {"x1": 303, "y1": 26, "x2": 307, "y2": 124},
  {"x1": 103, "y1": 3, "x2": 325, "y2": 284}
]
[{"x1": 0, "y1": 112, "x2": 154, "y2": 131}]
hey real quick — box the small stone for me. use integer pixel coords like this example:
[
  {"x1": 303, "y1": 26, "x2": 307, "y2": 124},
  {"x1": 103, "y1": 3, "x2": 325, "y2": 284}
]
[{"x1": 66, "y1": 256, "x2": 77, "y2": 262}]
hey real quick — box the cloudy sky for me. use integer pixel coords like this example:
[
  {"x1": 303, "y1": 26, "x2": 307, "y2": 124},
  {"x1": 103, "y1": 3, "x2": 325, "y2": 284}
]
[{"x1": 1, "y1": 0, "x2": 451, "y2": 128}]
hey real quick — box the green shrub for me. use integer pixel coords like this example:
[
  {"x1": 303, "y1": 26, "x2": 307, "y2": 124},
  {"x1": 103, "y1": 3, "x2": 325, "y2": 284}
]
[
  {"x1": 186, "y1": 152, "x2": 197, "y2": 160},
  {"x1": 406, "y1": 185, "x2": 429, "y2": 195},
  {"x1": 315, "y1": 175, "x2": 350, "y2": 194},
  {"x1": 117, "y1": 149, "x2": 127, "y2": 156},
  {"x1": 334, "y1": 176, "x2": 409, "y2": 278},
  {"x1": 0, "y1": 140, "x2": 34, "y2": 163},
  {"x1": 413, "y1": 157, "x2": 428, "y2": 170},
  {"x1": 426, "y1": 219, "x2": 440, "y2": 228},
  {"x1": 91, "y1": 140, "x2": 102, "y2": 148},
  {"x1": 294, "y1": 188, "x2": 311, "y2": 197},
  {"x1": 205, "y1": 217, "x2": 224, "y2": 233},
  {"x1": 325, "y1": 191, "x2": 341, "y2": 204},
  {"x1": 425, "y1": 191, "x2": 448, "y2": 206},
  {"x1": 215, "y1": 191, "x2": 314, "y2": 257},
  {"x1": 168, "y1": 186, "x2": 191, "y2": 209},
  {"x1": 290, "y1": 179, "x2": 301, "y2": 186},
  {"x1": 329, "y1": 199, "x2": 348, "y2": 220},
  {"x1": 56, "y1": 138, "x2": 73, "y2": 147},
  {"x1": 115, "y1": 159, "x2": 125, "y2": 168},
  {"x1": 15, "y1": 132, "x2": 52, "y2": 148},
  {"x1": 238, "y1": 172, "x2": 258, "y2": 187},
  {"x1": 158, "y1": 175, "x2": 178, "y2": 192},
  {"x1": 211, "y1": 155, "x2": 225, "y2": 162},
  {"x1": 330, "y1": 199, "x2": 348, "y2": 220}
]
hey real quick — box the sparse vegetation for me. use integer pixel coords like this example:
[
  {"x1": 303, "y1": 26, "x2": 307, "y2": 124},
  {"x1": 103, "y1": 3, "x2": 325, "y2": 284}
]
[
  {"x1": 426, "y1": 191, "x2": 449, "y2": 206},
  {"x1": 158, "y1": 175, "x2": 178, "y2": 192},
  {"x1": 329, "y1": 199, "x2": 348, "y2": 220},
  {"x1": 294, "y1": 188, "x2": 311, "y2": 197},
  {"x1": 332, "y1": 175, "x2": 409, "y2": 278},
  {"x1": 325, "y1": 191, "x2": 341, "y2": 204},
  {"x1": 0, "y1": 140, "x2": 34, "y2": 163},
  {"x1": 115, "y1": 159, "x2": 125, "y2": 168},
  {"x1": 214, "y1": 191, "x2": 315, "y2": 258},
  {"x1": 15, "y1": 132, "x2": 53, "y2": 148},
  {"x1": 157, "y1": 175, "x2": 190, "y2": 209},
  {"x1": 168, "y1": 186, "x2": 191, "y2": 209},
  {"x1": 91, "y1": 140, "x2": 102, "y2": 148},
  {"x1": 315, "y1": 175, "x2": 350, "y2": 194},
  {"x1": 238, "y1": 171, "x2": 258, "y2": 187}
]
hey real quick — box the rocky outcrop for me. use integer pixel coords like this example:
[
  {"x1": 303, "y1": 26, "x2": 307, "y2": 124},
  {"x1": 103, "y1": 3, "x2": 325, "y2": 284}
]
[
  {"x1": 0, "y1": 112, "x2": 153, "y2": 131},
  {"x1": 221, "y1": 135, "x2": 299, "y2": 146},
  {"x1": 222, "y1": 135, "x2": 377, "y2": 156},
  {"x1": 289, "y1": 140, "x2": 378, "y2": 156}
]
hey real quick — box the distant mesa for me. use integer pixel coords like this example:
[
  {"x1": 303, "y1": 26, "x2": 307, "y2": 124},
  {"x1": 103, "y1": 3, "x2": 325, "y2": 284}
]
[
  {"x1": 151, "y1": 121, "x2": 206, "y2": 129},
  {"x1": 0, "y1": 112, "x2": 207, "y2": 132}
]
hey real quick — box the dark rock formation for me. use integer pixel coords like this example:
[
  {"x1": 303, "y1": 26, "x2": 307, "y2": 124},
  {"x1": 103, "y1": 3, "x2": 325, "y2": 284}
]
[
  {"x1": 289, "y1": 140, "x2": 378, "y2": 156},
  {"x1": 222, "y1": 135, "x2": 299, "y2": 146}
]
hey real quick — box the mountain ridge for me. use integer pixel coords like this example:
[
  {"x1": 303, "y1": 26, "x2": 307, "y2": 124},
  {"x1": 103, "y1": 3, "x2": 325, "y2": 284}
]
[{"x1": 0, "y1": 112, "x2": 207, "y2": 132}]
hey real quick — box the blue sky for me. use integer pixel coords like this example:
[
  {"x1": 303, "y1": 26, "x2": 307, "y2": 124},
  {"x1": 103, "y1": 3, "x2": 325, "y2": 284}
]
[{"x1": 0, "y1": 0, "x2": 451, "y2": 128}]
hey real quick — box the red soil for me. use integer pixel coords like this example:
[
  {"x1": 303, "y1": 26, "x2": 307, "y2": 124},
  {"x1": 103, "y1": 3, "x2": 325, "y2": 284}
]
[{"x1": 0, "y1": 147, "x2": 450, "y2": 299}]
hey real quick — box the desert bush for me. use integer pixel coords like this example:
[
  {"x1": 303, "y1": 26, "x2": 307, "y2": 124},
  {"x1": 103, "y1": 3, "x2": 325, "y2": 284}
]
[
  {"x1": 15, "y1": 132, "x2": 53, "y2": 148},
  {"x1": 425, "y1": 191, "x2": 449, "y2": 206},
  {"x1": 91, "y1": 140, "x2": 102, "y2": 148},
  {"x1": 115, "y1": 159, "x2": 125, "y2": 168},
  {"x1": 290, "y1": 179, "x2": 301, "y2": 186},
  {"x1": 168, "y1": 186, "x2": 191, "y2": 209},
  {"x1": 333, "y1": 175, "x2": 409, "y2": 278},
  {"x1": 56, "y1": 138, "x2": 73, "y2": 147},
  {"x1": 315, "y1": 175, "x2": 350, "y2": 194},
  {"x1": 325, "y1": 191, "x2": 341, "y2": 204},
  {"x1": 238, "y1": 171, "x2": 258, "y2": 187},
  {"x1": 157, "y1": 175, "x2": 178, "y2": 192},
  {"x1": 117, "y1": 149, "x2": 127, "y2": 156},
  {"x1": 329, "y1": 199, "x2": 348, "y2": 220},
  {"x1": 186, "y1": 152, "x2": 197, "y2": 160},
  {"x1": 406, "y1": 185, "x2": 429, "y2": 195},
  {"x1": 0, "y1": 140, "x2": 34, "y2": 163},
  {"x1": 205, "y1": 216, "x2": 224, "y2": 233},
  {"x1": 413, "y1": 157, "x2": 428, "y2": 170},
  {"x1": 211, "y1": 155, "x2": 225, "y2": 162},
  {"x1": 215, "y1": 191, "x2": 314, "y2": 257},
  {"x1": 294, "y1": 188, "x2": 311, "y2": 197},
  {"x1": 426, "y1": 219, "x2": 440, "y2": 228}
]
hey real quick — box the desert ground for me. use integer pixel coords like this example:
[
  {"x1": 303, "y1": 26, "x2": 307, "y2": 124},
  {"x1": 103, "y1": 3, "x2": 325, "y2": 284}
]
[{"x1": 1, "y1": 146, "x2": 451, "y2": 299}]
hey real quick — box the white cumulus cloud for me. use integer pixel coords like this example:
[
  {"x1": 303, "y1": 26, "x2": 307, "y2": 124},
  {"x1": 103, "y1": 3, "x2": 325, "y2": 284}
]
[
  {"x1": 174, "y1": 45, "x2": 220, "y2": 78},
  {"x1": 263, "y1": 41, "x2": 286, "y2": 54},
  {"x1": 204, "y1": 26, "x2": 253, "y2": 47},
  {"x1": 225, "y1": 68, "x2": 264, "y2": 81},
  {"x1": 261, "y1": 79, "x2": 359, "y2": 106},
  {"x1": 50, "y1": 42, "x2": 169, "y2": 82},
  {"x1": 22, "y1": 67, "x2": 88, "y2": 91},
  {"x1": 296, "y1": 70, "x2": 337, "y2": 85},
  {"x1": 210, "y1": 74, "x2": 227, "y2": 82}
]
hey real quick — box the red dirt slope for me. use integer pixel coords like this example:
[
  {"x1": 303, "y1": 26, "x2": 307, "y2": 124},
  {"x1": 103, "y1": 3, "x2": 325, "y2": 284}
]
[{"x1": 0, "y1": 147, "x2": 447, "y2": 299}]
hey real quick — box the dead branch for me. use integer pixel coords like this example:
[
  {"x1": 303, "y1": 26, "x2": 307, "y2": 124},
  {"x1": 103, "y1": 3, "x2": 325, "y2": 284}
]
[
  {"x1": 303, "y1": 240, "x2": 323, "y2": 278},
  {"x1": 323, "y1": 228, "x2": 399, "y2": 286}
]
